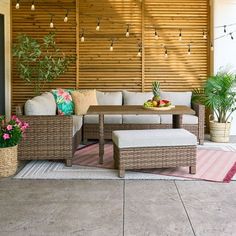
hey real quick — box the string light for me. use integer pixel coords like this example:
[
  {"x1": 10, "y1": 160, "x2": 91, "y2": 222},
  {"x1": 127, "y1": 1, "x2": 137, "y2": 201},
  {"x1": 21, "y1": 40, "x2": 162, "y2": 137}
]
[
  {"x1": 16, "y1": 0, "x2": 20, "y2": 9},
  {"x1": 31, "y1": 0, "x2": 35, "y2": 11},
  {"x1": 110, "y1": 40, "x2": 114, "y2": 51},
  {"x1": 164, "y1": 47, "x2": 168, "y2": 58},
  {"x1": 179, "y1": 29, "x2": 182, "y2": 41},
  {"x1": 96, "y1": 18, "x2": 100, "y2": 31},
  {"x1": 210, "y1": 42, "x2": 214, "y2": 51},
  {"x1": 203, "y1": 30, "x2": 207, "y2": 39},
  {"x1": 50, "y1": 16, "x2": 54, "y2": 28},
  {"x1": 154, "y1": 29, "x2": 159, "y2": 40},
  {"x1": 126, "y1": 25, "x2": 130, "y2": 37},
  {"x1": 188, "y1": 44, "x2": 191, "y2": 55},
  {"x1": 224, "y1": 25, "x2": 227, "y2": 33},
  {"x1": 64, "y1": 10, "x2": 68, "y2": 23},
  {"x1": 81, "y1": 31, "x2": 85, "y2": 42}
]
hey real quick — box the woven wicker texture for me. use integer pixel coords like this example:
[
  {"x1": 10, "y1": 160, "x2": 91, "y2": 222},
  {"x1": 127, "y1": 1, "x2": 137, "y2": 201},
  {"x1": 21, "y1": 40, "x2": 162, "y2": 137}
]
[
  {"x1": 17, "y1": 116, "x2": 80, "y2": 166},
  {"x1": 113, "y1": 144, "x2": 196, "y2": 177},
  {"x1": 0, "y1": 145, "x2": 18, "y2": 177}
]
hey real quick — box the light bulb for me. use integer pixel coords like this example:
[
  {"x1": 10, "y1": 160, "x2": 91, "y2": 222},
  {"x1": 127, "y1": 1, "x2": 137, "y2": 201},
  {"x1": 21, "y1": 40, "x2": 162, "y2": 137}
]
[
  {"x1": 110, "y1": 41, "x2": 114, "y2": 51},
  {"x1": 126, "y1": 30, "x2": 130, "y2": 37},
  {"x1": 230, "y1": 33, "x2": 234, "y2": 40},
  {"x1": 179, "y1": 33, "x2": 182, "y2": 40},
  {"x1": 31, "y1": 1, "x2": 35, "y2": 11},
  {"x1": 224, "y1": 25, "x2": 227, "y2": 33},
  {"x1": 188, "y1": 47, "x2": 191, "y2": 55},
  {"x1": 16, "y1": 1, "x2": 20, "y2": 9},
  {"x1": 203, "y1": 31, "x2": 207, "y2": 39},
  {"x1": 137, "y1": 48, "x2": 141, "y2": 57},
  {"x1": 96, "y1": 22, "x2": 100, "y2": 31},
  {"x1": 50, "y1": 18, "x2": 54, "y2": 28},
  {"x1": 210, "y1": 43, "x2": 214, "y2": 51},
  {"x1": 81, "y1": 34, "x2": 85, "y2": 42},
  {"x1": 164, "y1": 49, "x2": 168, "y2": 58},
  {"x1": 155, "y1": 30, "x2": 159, "y2": 40},
  {"x1": 64, "y1": 15, "x2": 68, "y2": 23}
]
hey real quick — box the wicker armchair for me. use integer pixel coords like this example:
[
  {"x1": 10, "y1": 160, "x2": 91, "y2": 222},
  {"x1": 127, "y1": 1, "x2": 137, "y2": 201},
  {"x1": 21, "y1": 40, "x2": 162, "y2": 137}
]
[{"x1": 18, "y1": 115, "x2": 81, "y2": 166}]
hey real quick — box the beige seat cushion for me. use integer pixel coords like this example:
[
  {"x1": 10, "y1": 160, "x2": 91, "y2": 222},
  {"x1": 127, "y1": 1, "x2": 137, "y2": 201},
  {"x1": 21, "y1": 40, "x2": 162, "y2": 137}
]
[
  {"x1": 112, "y1": 129, "x2": 197, "y2": 148},
  {"x1": 122, "y1": 115, "x2": 161, "y2": 124},
  {"x1": 160, "y1": 115, "x2": 198, "y2": 124},
  {"x1": 71, "y1": 90, "x2": 98, "y2": 115},
  {"x1": 84, "y1": 115, "x2": 122, "y2": 124}
]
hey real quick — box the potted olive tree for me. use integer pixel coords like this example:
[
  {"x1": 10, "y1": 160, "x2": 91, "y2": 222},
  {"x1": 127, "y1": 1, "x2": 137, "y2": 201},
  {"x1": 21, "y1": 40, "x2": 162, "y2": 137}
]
[
  {"x1": 13, "y1": 33, "x2": 73, "y2": 95},
  {"x1": 193, "y1": 68, "x2": 236, "y2": 142}
]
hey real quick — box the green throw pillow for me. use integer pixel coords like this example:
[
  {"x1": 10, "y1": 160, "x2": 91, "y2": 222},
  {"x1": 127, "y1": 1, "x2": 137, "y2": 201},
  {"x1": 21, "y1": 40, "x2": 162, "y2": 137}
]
[{"x1": 51, "y1": 89, "x2": 74, "y2": 115}]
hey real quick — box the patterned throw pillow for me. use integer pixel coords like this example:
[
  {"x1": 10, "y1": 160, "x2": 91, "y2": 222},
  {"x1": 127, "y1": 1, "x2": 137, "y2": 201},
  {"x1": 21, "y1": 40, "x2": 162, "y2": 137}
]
[{"x1": 51, "y1": 89, "x2": 74, "y2": 115}]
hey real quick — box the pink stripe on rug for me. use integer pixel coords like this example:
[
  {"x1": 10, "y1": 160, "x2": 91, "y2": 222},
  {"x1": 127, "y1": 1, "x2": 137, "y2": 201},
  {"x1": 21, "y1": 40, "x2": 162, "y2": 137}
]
[{"x1": 73, "y1": 143, "x2": 236, "y2": 182}]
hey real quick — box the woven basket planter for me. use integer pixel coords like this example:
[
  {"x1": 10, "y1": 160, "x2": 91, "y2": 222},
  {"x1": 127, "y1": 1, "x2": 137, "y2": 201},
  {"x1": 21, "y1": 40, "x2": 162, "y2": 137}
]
[
  {"x1": 210, "y1": 121, "x2": 231, "y2": 143},
  {"x1": 0, "y1": 145, "x2": 18, "y2": 177}
]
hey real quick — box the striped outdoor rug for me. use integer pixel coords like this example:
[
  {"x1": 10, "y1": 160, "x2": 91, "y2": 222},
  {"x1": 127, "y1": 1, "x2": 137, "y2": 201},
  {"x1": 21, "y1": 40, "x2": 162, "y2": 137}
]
[{"x1": 72, "y1": 143, "x2": 236, "y2": 182}]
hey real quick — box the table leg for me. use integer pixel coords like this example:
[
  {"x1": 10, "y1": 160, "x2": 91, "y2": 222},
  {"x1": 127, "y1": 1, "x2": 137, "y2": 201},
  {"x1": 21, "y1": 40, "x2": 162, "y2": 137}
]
[
  {"x1": 99, "y1": 114, "x2": 104, "y2": 164},
  {"x1": 173, "y1": 114, "x2": 183, "y2": 128}
]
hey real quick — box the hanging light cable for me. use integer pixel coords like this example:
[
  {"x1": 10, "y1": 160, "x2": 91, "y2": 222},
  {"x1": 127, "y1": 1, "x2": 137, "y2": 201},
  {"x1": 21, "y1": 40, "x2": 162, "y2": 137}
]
[
  {"x1": 16, "y1": 0, "x2": 20, "y2": 9},
  {"x1": 126, "y1": 25, "x2": 130, "y2": 37},
  {"x1": 64, "y1": 10, "x2": 69, "y2": 22},
  {"x1": 31, "y1": 0, "x2": 35, "y2": 11}
]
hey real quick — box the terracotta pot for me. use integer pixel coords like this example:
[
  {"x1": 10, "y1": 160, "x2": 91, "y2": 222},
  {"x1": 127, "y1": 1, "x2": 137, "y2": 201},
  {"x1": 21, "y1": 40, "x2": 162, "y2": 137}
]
[
  {"x1": 0, "y1": 145, "x2": 18, "y2": 177},
  {"x1": 210, "y1": 121, "x2": 231, "y2": 143}
]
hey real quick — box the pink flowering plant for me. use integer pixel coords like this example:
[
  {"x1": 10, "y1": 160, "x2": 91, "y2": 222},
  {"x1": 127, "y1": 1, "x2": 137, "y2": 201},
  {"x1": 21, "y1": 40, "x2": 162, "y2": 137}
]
[{"x1": 0, "y1": 115, "x2": 29, "y2": 148}]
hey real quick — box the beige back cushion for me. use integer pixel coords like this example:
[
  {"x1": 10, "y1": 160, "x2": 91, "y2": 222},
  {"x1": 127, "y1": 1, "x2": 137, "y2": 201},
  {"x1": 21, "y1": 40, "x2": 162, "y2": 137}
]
[
  {"x1": 96, "y1": 91, "x2": 122, "y2": 105},
  {"x1": 123, "y1": 90, "x2": 153, "y2": 105},
  {"x1": 71, "y1": 89, "x2": 98, "y2": 115},
  {"x1": 160, "y1": 91, "x2": 192, "y2": 107},
  {"x1": 24, "y1": 92, "x2": 56, "y2": 115}
]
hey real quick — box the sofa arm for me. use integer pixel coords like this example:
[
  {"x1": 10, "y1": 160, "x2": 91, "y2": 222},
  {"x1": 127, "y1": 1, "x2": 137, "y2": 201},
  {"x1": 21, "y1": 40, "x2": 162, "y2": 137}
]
[
  {"x1": 18, "y1": 115, "x2": 73, "y2": 166},
  {"x1": 191, "y1": 103, "x2": 205, "y2": 144}
]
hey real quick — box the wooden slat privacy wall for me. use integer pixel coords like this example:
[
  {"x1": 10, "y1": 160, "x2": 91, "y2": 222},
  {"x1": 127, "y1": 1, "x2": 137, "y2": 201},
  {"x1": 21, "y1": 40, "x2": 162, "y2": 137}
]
[{"x1": 11, "y1": 0, "x2": 210, "y2": 108}]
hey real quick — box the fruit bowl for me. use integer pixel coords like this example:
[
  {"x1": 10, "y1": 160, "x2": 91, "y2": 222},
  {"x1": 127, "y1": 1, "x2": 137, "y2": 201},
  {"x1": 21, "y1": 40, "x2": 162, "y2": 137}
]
[{"x1": 143, "y1": 105, "x2": 175, "y2": 110}]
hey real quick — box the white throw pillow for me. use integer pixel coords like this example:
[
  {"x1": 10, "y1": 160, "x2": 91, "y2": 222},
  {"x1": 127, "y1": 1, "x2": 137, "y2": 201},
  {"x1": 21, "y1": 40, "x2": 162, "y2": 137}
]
[
  {"x1": 123, "y1": 90, "x2": 153, "y2": 105},
  {"x1": 24, "y1": 92, "x2": 56, "y2": 115},
  {"x1": 160, "y1": 91, "x2": 192, "y2": 107},
  {"x1": 96, "y1": 91, "x2": 122, "y2": 105}
]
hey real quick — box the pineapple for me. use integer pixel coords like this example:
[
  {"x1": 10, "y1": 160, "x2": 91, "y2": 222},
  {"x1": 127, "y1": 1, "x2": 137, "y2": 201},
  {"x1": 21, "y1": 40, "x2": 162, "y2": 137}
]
[{"x1": 152, "y1": 81, "x2": 160, "y2": 102}]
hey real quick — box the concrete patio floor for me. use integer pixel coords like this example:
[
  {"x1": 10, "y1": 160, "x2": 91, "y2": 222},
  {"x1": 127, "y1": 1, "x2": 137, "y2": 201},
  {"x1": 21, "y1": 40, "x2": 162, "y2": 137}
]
[{"x1": 0, "y1": 179, "x2": 236, "y2": 236}]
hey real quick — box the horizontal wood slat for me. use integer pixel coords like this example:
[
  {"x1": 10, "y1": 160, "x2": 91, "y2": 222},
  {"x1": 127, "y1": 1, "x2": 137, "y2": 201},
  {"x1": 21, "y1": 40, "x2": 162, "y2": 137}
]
[
  {"x1": 11, "y1": 0, "x2": 209, "y2": 110},
  {"x1": 11, "y1": 0, "x2": 76, "y2": 110}
]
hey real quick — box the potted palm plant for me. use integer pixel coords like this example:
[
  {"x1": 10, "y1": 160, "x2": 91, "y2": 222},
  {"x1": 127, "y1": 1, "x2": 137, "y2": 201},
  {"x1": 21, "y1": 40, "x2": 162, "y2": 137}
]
[
  {"x1": 13, "y1": 33, "x2": 73, "y2": 95},
  {"x1": 193, "y1": 68, "x2": 236, "y2": 142}
]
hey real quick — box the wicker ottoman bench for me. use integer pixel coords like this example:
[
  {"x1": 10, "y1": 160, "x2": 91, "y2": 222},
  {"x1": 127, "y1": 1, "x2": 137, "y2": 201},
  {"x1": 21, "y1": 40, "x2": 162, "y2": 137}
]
[{"x1": 112, "y1": 128, "x2": 197, "y2": 178}]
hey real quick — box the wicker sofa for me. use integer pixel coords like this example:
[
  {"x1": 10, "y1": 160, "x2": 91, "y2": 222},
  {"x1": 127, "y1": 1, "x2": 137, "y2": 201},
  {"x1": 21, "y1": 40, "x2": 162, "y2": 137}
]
[
  {"x1": 18, "y1": 90, "x2": 205, "y2": 165},
  {"x1": 83, "y1": 90, "x2": 205, "y2": 145}
]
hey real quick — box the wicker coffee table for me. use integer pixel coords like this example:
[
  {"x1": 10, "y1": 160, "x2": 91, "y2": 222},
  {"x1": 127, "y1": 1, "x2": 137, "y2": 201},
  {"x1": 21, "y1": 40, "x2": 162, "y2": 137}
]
[{"x1": 87, "y1": 105, "x2": 195, "y2": 164}]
